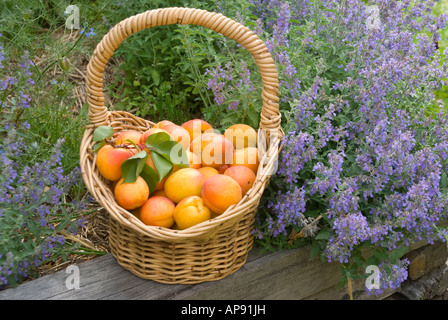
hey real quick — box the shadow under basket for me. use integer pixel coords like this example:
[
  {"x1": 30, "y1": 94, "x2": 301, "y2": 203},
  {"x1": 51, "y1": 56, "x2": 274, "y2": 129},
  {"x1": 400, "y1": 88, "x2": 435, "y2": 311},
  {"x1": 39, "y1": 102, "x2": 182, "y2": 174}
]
[{"x1": 79, "y1": 7, "x2": 283, "y2": 284}]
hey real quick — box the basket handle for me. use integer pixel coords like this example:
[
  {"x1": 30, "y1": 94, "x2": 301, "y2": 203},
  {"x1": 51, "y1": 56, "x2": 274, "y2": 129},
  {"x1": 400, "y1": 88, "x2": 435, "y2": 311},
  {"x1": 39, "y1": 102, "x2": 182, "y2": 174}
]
[{"x1": 86, "y1": 7, "x2": 280, "y2": 130}]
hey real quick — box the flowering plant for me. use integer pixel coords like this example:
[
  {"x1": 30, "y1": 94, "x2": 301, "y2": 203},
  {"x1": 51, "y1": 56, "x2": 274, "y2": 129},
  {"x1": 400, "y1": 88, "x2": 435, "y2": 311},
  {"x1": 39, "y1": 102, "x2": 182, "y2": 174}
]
[
  {"x1": 0, "y1": 36, "x2": 87, "y2": 288},
  {"x1": 211, "y1": 0, "x2": 448, "y2": 294}
]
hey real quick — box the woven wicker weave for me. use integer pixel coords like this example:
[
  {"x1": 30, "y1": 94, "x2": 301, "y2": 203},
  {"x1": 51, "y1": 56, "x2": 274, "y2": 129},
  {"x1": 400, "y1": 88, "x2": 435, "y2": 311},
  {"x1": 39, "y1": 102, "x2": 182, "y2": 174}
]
[{"x1": 79, "y1": 7, "x2": 282, "y2": 284}]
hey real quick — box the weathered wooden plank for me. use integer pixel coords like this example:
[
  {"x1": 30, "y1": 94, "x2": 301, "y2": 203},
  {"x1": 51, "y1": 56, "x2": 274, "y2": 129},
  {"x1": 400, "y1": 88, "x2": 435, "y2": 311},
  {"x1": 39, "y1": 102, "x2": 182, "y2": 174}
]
[
  {"x1": 173, "y1": 246, "x2": 344, "y2": 300},
  {"x1": 399, "y1": 261, "x2": 448, "y2": 300},
  {"x1": 0, "y1": 246, "x2": 343, "y2": 300},
  {"x1": 404, "y1": 241, "x2": 448, "y2": 281},
  {"x1": 0, "y1": 241, "x2": 446, "y2": 300}
]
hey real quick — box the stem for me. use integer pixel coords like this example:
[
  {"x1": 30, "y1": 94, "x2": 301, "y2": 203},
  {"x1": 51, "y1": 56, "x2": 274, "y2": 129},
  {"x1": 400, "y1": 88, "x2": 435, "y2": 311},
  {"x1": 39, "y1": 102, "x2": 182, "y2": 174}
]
[
  {"x1": 68, "y1": 249, "x2": 108, "y2": 256},
  {"x1": 347, "y1": 277, "x2": 354, "y2": 300}
]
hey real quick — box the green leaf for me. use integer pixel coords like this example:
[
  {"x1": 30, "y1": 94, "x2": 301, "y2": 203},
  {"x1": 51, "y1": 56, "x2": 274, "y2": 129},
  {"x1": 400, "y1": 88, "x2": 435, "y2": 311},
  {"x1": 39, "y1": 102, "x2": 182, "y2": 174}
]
[
  {"x1": 315, "y1": 227, "x2": 331, "y2": 240},
  {"x1": 93, "y1": 141, "x2": 106, "y2": 152},
  {"x1": 154, "y1": 140, "x2": 189, "y2": 166},
  {"x1": 246, "y1": 106, "x2": 260, "y2": 128},
  {"x1": 120, "y1": 151, "x2": 149, "y2": 183},
  {"x1": 145, "y1": 131, "x2": 173, "y2": 148},
  {"x1": 309, "y1": 240, "x2": 322, "y2": 259},
  {"x1": 151, "y1": 69, "x2": 160, "y2": 86},
  {"x1": 93, "y1": 126, "x2": 114, "y2": 142},
  {"x1": 150, "y1": 151, "x2": 173, "y2": 182},
  {"x1": 139, "y1": 164, "x2": 159, "y2": 194},
  {"x1": 390, "y1": 246, "x2": 409, "y2": 263},
  {"x1": 441, "y1": 171, "x2": 447, "y2": 188},
  {"x1": 371, "y1": 248, "x2": 389, "y2": 261}
]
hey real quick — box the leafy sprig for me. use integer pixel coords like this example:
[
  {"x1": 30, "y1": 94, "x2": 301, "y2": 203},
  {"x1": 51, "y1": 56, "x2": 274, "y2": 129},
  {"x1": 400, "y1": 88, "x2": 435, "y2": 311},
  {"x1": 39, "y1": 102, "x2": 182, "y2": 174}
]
[{"x1": 93, "y1": 126, "x2": 189, "y2": 193}]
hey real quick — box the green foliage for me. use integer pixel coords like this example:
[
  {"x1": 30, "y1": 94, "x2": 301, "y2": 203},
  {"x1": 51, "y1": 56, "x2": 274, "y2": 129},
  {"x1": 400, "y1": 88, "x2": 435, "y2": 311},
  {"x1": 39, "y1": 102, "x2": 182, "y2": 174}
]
[{"x1": 94, "y1": 126, "x2": 189, "y2": 193}]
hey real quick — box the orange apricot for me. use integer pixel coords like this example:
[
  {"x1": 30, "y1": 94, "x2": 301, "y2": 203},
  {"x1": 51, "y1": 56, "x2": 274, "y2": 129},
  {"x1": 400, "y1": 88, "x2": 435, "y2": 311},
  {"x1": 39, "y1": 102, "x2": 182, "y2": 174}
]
[
  {"x1": 115, "y1": 130, "x2": 142, "y2": 146},
  {"x1": 96, "y1": 144, "x2": 136, "y2": 181},
  {"x1": 190, "y1": 132, "x2": 235, "y2": 168},
  {"x1": 173, "y1": 196, "x2": 211, "y2": 230},
  {"x1": 181, "y1": 119, "x2": 213, "y2": 142},
  {"x1": 139, "y1": 196, "x2": 175, "y2": 228},
  {"x1": 224, "y1": 165, "x2": 256, "y2": 196},
  {"x1": 197, "y1": 166, "x2": 219, "y2": 180},
  {"x1": 162, "y1": 124, "x2": 191, "y2": 151},
  {"x1": 114, "y1": 176, "x2": 150, "y2": 210},
  {"x1": 164, "y1": 168, "x2": 205, "y2": 203},
  {"x1": 153, "y1": 120, "x2": 175, "y2": 130},
  {"x1": 201, "y1": 174, "x2": 242, "y2": 215},
  {"x1": 224, "y1": 124, "x2": 257, "y2": 149},
  {"x1": 232, "y1": 147, "x2": 259, "y2": 174}
]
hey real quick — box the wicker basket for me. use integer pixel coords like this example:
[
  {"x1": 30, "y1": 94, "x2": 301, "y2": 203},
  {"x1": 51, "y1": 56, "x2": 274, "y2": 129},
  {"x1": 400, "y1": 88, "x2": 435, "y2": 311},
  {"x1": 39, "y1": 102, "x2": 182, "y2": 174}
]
[{"x1": 79, "y1": 7, "x2": 282, "y2": 284}]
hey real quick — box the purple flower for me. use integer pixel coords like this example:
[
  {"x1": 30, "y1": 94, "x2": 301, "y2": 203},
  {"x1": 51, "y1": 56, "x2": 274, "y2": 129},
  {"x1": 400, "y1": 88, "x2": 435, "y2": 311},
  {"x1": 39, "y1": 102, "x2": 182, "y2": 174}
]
[
  {"x1": 252, "y1": 0, "x2": 448, "y2": 295},
  {"x1": 80, "y1": 27, "x2": 95, "y2": 37}
]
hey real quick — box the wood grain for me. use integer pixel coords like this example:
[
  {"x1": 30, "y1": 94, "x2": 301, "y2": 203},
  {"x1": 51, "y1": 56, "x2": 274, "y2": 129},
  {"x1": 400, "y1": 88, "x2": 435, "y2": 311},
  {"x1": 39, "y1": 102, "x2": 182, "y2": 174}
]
[{"x1": 1, "y1": 241, "x2": 445, "y2": 300}]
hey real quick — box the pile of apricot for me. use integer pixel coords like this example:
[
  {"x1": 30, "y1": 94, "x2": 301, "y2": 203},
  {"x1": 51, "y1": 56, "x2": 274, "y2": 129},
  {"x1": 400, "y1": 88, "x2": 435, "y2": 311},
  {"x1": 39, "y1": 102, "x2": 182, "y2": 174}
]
[{"x1": 95, "y1": 119, "x2": 259, "y2": 230}]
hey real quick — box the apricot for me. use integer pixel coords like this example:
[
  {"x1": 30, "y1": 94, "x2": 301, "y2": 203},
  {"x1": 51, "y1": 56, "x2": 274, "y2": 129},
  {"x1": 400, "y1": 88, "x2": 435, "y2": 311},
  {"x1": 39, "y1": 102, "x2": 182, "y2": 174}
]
[
  {"x1": 151, "y1": 188, "x2": 168, "y2": 197},
  {"x1": 115, "y1": 130, "x2": 142, "y2": 146},
  {"x1": 224, "y1": 124, "x2": 257, "y2": 149},
  {"x1": 198, "y1": 166, "x2": 219, "y2": 180},
  {"x1": 216, "y1": 164, "x2": 230, "y2": 174},
  {"x1": 96, "y1": 144, "x2": 136, "y2": 181},
  {"x1": 153, "y1": 120, "x2": 175, "y2": 130},
  {"x1": 174, "y1": 196, "x2": 211, "y2": 230},
  {"x1": 224, "y1": 165, "x2": 256, "y2": 196},
  {"x1": 164, "y1": 168, "x2": 205, "y2": 203},
  {"x1": 190, "y1": 132, "x2": 235, "y2": 168},
  {"x1": 181, "y1": 119, "x2": 213, "y2": 142},
  {"x1": 139, "y1": 127, "x2": 169, "y2": 145},
  {"x1": 232, "y1": 147, "x2": 259, "y2": 174},
  {"x1": 114, "y1": 176, "x2": 150, "y2": 210},
  {"x1": 201, "y1": 174, "x2": 242, "y2": 215},
  {"x1": 139, "y1": 196, "x2": 175, "y2": 228},
  {"x1": 162, "y1": 124, "x2": 191, "y2": 151}
]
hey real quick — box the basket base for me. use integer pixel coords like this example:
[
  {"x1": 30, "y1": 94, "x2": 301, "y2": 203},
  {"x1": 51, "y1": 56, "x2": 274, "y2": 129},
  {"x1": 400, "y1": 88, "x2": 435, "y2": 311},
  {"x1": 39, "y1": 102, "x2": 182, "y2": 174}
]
[{"x1": 108, "y1": 214, "x2": 255, "y2": 284}]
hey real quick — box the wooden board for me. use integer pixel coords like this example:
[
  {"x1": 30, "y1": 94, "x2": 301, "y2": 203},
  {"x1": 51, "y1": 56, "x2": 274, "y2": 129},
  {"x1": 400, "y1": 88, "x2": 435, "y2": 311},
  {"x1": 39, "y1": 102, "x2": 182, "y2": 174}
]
[{"x1": 0, "y1": 241, "x2": 446, "y2": 300}]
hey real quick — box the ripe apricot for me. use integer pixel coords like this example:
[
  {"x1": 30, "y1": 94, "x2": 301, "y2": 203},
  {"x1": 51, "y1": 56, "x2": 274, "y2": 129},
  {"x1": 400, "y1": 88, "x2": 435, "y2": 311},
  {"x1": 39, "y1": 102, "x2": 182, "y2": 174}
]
[
  {"x1": 174, "y1": 196, "x2": 211, "y2": 230},
  {"x1": 139, "y1": 196, "x2": 175, "y2": 228},
  {"x1": 164, "y1": 168, "x2": 205, "y2": 203},
  {"x1": 162, "y1": 124, "x2": 191, "y2": 151},
  {"x1": 224, "y1": 165, "x2": 256, "y2": 196},
  {"x1": 153, "y1": 120, "x2": 175, "y2": 130},
  {"x1": 216, "y1": 164, "x2": 230, "y2": 174},
  {"x1": 96, "y1": 144, "x2": 136, "y2": 181},
  {"x1": 197, "y1": 166, "x2": 219, "y2": 180},
  {"x1": 232, "y1": 147, "x2": 259, "y2": 174},
  {"x1": 181, "y1": 119, "x2": 213, "y2": 142},
  {"x1": 115, "y1": 130, "x2": 142, "y2": 146},
  {"x1": 224, "y1": 124, "x2": 257, "y2": 149},
  {"x1": 190, "y1": 132, "x2": 235, "y2": 168},
  {"x1": 201, "y1": 174, "x2": 242, "y2": 215},
  {"x1": 114, "y1": 176, "x2": 150, "y2": 210},
  {"x1": 151, "y1": 189, "x2": 168, "y2": 197}
]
